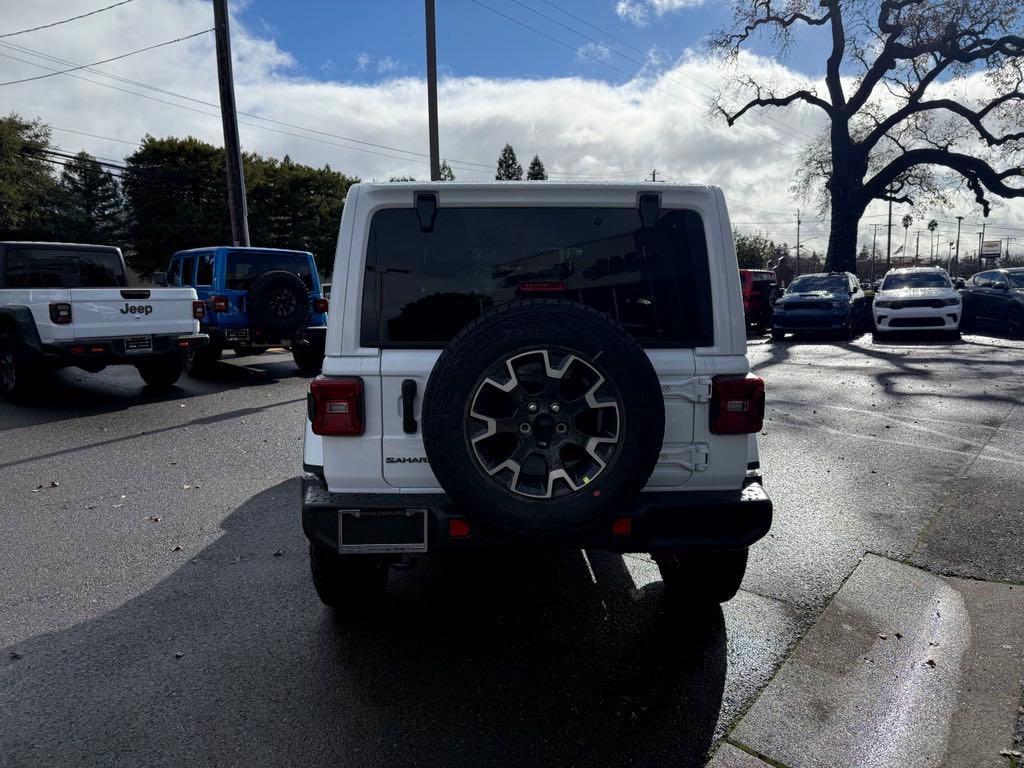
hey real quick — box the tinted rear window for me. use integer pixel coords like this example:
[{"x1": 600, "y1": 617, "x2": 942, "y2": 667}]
[
  {"x1": 3, "y1": 247, "x2": 125, "y2": 288},
  {"x1": 361, "y1": 206, "x2": 714, "y2": 348},
  {"x1": 225, "y1": 251, "x2": 314, "y2": 290}
]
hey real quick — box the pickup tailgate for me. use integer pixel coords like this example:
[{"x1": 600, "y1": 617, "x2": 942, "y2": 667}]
[{"x1": 69, "y1": 288, "x2": 198, "y2": 340}]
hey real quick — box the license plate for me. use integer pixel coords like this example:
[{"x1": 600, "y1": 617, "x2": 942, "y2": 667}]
[
  {"x1": 125, "y1": 336, "x2": 152, "y2": 353},
  {"x1": 226, "y1": 329, "x2": 250, "y2": 343},
  {"x1": 338, "y1": 509, "x2": 428, "y2": 554}
]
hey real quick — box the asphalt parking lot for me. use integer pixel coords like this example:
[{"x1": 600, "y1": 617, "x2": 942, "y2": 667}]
[{"x1": 2, "y1": 335, "x2": 1022, "y2": 768}]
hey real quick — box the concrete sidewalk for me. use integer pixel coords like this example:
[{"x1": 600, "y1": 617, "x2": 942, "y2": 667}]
[{"x1": 710, "y1": 555, "x2": 1024, "y2": 768}]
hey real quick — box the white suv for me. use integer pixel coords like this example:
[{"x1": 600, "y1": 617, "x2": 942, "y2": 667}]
[
  {"x1": 301, "y1": 183, "x2": 771, "y2": 613},
  {"x1": 872, "y1": 266, "x2": 962, "y2": 337}
]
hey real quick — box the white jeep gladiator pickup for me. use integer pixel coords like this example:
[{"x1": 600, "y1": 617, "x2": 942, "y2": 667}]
[
  {"x1": 0, "y1": 242, "x2": 208, "y2": 397},
  {"x1": 301, "y1": 183, "x2": 770, "y2": 614}
]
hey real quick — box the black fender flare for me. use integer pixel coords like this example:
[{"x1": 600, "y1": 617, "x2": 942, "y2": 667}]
[{"x1": 0, "y1": 306, "x2": 43, "y2": 355}]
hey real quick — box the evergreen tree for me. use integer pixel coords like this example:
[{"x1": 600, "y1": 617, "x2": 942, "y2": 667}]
[
  {"x1": 495, "y1": 143, "x2": 523, "y2": 181},
  {"x1": 439, "y1": 159, "x2": 455, "y2": 181},
  {"x1": 526, "y1": 154, "x2": 547, "y2": 181},
  {"x1": 56, "y1": 152, "x2": 126, "y2": 245}
]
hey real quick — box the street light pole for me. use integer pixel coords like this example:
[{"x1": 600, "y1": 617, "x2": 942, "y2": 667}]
[
  {"x1": 886, "y1": 197, "x2": 893, "y2": 271},
  {"x1": 213, "y1": 0, "x2": 249, "y2": 246},
  {"x1": 795, "y1": 208, "x2": 801, "y2": 276},
  {"x1": 954, "y1": 215, "x2": 963, "y2": 274},
  {"x1": 424, "y1": 0, "x2": 441, "y2": 181},
  {"x1": 870, "y1": 224, "x2": 878, "y2": 281}
]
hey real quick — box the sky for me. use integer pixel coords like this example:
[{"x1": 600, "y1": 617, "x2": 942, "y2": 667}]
[{"x1": 2, "y1": 0, "x2": 1023, "y2": 256}]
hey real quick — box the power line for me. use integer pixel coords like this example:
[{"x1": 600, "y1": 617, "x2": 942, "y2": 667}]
[
  {"x1": 0, "y1": 29, "x2": 214, "y2": 87},
  {"x1": 469, "y1": 0, "x2": 795, "y2": 151},
  {"x1": 0, "y1": 0, "x2": 136, "y2": 39}
]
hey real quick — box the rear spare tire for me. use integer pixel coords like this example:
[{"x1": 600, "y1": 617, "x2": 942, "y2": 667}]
[
  {"x1": 248, "y1": 270, "x2": 310, "y2": 336},
  {"x1": 421, "y1": 299, "x2": 665, "y2": 538}
]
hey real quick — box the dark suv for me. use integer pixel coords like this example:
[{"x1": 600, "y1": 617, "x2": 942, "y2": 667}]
[
  {"x1": 959, "y1": 268, "x2": 1024, "y2": 336},
  {"x1": 771, "y1": 271, "x2": 869, "y2": 340},
  {"x1": 159, "y1": 247, "x2": 329, "y2": 374}
]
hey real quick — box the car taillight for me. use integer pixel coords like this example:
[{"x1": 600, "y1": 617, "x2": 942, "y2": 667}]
[
  {"x1": 192, "y1": 301, "x2": 206, "y2": 320},
  {"x1": 211, "y1": 296, "x2": 229, "y2": 312},
  {"x1": 49, "y1": 303, "x2": 72, "y2": 324},
  {"x1": 309, "y1": 376, "x2": 364, "y2": 436},
  {"x1": 314, "y1": 297, "x2": 329, "y2": 314},
  {"x1": 710, "y1": 375, "x2": 765, "y2": 435}
]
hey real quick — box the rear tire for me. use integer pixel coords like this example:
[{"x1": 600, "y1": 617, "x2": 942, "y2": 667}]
[
  {"x1": 309, "y1": 544, "x2": 390, "y2": 613},
  {"x1": 137, "y1": 355, "x2": 183, "y2": 390},
  {"x1": 654, "y1": 549, "x2": 748, "y2": 604},
  {"x1": 292, "y1": 345, "x2": 323, "y2": 375},
  {"x1": 185, "y1": 342, "x2": 221, "y2": 377},
  {"x1": 0, "y1": 335, "x2": 44, "y2": 400}
]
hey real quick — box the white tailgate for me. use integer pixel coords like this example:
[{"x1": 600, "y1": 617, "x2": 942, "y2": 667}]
[
  {"x1": 69, "y1": 288, "x2": 198, "y2": 340},
  {"x1": 381, "y1": 349, "x2": 442, "y2": 491},
  {"x1": 379, "y1": 348, "x2": 699, "y2": 492}
]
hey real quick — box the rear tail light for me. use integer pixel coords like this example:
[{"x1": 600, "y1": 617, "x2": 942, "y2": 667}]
[
  {"x1": 49, "y1": 302, "x2": 72, "y2": 325},
  {"x1": 518, "y1": 281, "x2": 567, "y2": 294},
  {"x1": 309, "y1": 376, "x2": 364, "y2": 436},
  {"x1": 192, "y1": 301, "x2": 206, "y2": 320},
  {"x1": 313, "y1": 297, "x2": 329, "y2": 314},
  {"x1": 710, "y1": 375, "x2": 765, "y2": 435},
  {"x1": 211, "y1": 296, "x2": 229, "y2": 312}
]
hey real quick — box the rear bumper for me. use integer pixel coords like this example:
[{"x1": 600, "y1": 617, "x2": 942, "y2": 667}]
[
  {"x1": 206, "y1": 325, "x2": 327, "y2": 349},
  {"x1": 300, "y1": 472, "x2": 772, "y2": 555},
  {"x1": 41, "y1": 333, "x2": 208, "y2": 367}
]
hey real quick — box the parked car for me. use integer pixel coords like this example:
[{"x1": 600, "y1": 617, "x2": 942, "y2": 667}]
[
  {"x1": 301, "y1": 182, "x2": 770, "y2": 614},
  {"x1": 0, "y1": 241, "x2": 207, "y2": 398},
  {"x1": 158, "y1": 247, "x2": 329, "y2": 374},
  {"x1": 770, "y1": 271, "x2": 870, "y2": 340},
  {"x1": 739, "y1": 269, "x2": 777, "y2": 332},
  {"x1": 959, "y1": 267, "x2": 1024, "y2": 336},
  {"x1": 872, "y1": 266, "x2": 961, "y2": 338}
]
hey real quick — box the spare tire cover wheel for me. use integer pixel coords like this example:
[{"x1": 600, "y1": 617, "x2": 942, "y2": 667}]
[
  {"x1": 249, "y1": 270, "x2": 309, "y2": 334},
  {"x1": 422, "y1": 299, "x2": 665, "y2": 537}
]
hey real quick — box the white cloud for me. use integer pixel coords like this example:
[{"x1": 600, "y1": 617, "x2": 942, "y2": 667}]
[
  {"x1": 5, "y1": 0, "x2": 1023, "y2": 252},
  {"x1": 576, "y1": 42, "x2": 612, "y2": 63},
  {"x1": 376, "y1": 56, "x2": 402, "y2": 75},
  {"x1": 615, "y1": 0, "x2": 649, "y2": 26},
  {"x1": 616, "y1": 0, "x2": 704, "y2": 26},
  {"x1": 355, "y1": 52, "x2": 371, "y2": 72}
]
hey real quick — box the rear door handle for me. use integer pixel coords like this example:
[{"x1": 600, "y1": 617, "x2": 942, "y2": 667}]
[{"x1": 401, "y1": 379, "x2": 418, "y2": 434}]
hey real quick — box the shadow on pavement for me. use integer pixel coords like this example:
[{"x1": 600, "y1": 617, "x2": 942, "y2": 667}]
[
  {"x1": 1, "y1": 480, "x2": 727, "y2": 768},
  {"x1": 0, "y1": 351, "x2": 308, "y2": 432}
]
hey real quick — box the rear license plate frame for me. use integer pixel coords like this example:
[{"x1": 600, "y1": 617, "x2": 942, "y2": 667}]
[
  {"x1": 124, "y1": 335, "x2": 153, "y2": 354},
  {"x1": 338, "y1": 509, "x2": 428, "y2": 554}
]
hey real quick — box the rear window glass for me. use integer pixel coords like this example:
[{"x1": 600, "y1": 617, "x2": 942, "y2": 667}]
[
  {"x1": 361, "y1": 206, "x2": 714, "y2": 348},
  {"x1": 882, "y1": 271, "x2": 950, "y2": 290},
  {"x1": 226, "y1": 251, "x2": 314, "y2": 290},
  {"x1": 3, "y1": 247, "x2": 126, "y2": 288}
]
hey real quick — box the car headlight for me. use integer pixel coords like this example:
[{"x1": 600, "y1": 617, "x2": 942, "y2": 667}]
[
  {"x1": 941, "y1": 297, "x2": 960, "y2": 306},
  {"x1": 874, "y1": 300, "x2": 891, "y2": 308}
]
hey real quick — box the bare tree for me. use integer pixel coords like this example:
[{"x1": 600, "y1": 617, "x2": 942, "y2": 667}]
[{"x1": 711, "y1": 0, "x2": 1024, "y2": 271}]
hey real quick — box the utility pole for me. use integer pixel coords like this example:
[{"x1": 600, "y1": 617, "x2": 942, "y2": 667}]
[
  {"x1": 870, "y1": 224, "x2": 878, "y2": 281},
  {"x1": 795, "y1": 208, "x2": 801, "y2": 276},
  {"x1": 915, "y1": 230, "x2": 920, "y2": 264},
  {"x1": 213, "y1": 0, "x2": 249, "y2": 247},
  {"x1": 885, "y1": 197, "x2": 893, "y2": 271},
  {"x1": 424, "y1": 0, "x2": 440, "y2": 181},
  {"x1": 954, "y1": 215, "x2": 964, "y2": 273},
  {"x1": 978, "y1": 222, "x2": 986, "y2": 269}
]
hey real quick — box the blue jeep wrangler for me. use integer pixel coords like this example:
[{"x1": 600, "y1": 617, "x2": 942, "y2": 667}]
[{"x1": 160, "y1": 247, "x2": 328, "y2": 374}]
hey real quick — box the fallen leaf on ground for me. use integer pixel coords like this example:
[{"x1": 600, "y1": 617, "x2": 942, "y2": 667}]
[{"x1": 172, "y1": 545, "x2": 182, "y2": 552}]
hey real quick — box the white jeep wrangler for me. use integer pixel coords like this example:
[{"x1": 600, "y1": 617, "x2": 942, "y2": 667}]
[
  {"x1": 0, "y1": 242, "x2": 208, "y2": 397},
  {"x1": 301, "y1": 183, "x2": 770, "y2": 611}
]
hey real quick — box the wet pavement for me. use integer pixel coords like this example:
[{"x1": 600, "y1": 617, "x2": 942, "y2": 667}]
[{"x1": 1, "y1": 334, "x2": 1022, "y2": 767}]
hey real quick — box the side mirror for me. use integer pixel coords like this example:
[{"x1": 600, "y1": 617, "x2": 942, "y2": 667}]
[
  {"x1": 851, "y1": 287, "x2": 858, "y2": 294},
  {"x1": 995, "y1": 282, "x2": 1008, "y2": 291},
  {"x1": 954, "y1": 279, "x2": 965, "y2": 289},
  {"x1": 152, "y1": 271, "x2": 167, "y2": 286}
]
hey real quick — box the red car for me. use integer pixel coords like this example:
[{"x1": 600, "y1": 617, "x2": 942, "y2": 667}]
[{"x1": 740, "y1": 269, "x2": 778, "y2": 332}]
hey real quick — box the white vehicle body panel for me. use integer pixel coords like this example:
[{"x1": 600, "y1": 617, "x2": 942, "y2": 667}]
[
  {"x1": 873, "y1": 271, "x2": 961, "y2": 332},
  {"x1": 312, "y1": 182, "x2": 753, "y2": 495}
]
